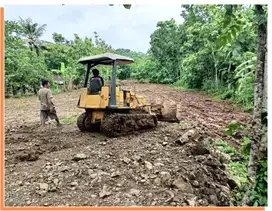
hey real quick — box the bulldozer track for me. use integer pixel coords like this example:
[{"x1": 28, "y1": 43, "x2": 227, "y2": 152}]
[
  {"x1": 101, "y1": 113, "x2": 158, "y2": 137},
  {"x1": 77, "y1": 112, "x2": 87, "y2": 132},
  {"x1": 77, "y1": 112, "x2": 100, "y2": 132}
]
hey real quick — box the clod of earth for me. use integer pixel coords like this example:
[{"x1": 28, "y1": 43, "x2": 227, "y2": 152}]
[
  {"x1": 111, "y1": 171, "x2": 121, "y2": 178},
  {"x1": 162, "y1": 142, "x2": 168, "y2": 146},
  {"x1": 190, "y1": 143, "x2": 210, "y2": 156},
  {"x1": 129, "y1": 189, "x2": 141, "y2": 196},
  {"x1": 72, "y1": 153, "x2": 88, "y2": 161},
  {"x1": 227, "y1": 176, "x2": 241, "y2": 189},
  {"x1": 16, "y1": 151, "x2": 39, "y2": 162},
  {"x1": 70, "y1": 181, "x2": 78, "y2": 187},
  {"x1": 144, "y1": 161, "x2": 153, "y2": 170},
  {"x1": 99, "y1": 185, "x2": 112, "y2": 198},
  {"x1": 172, "y1": 179, "x2": 194, "y2": 194},
  {"x1": 160, "y1": 171, "x2": 172, "y2": 187},
  {"x1": 39, "y1": 183, "x2": 49, "y2": 191},
  {"x1": 122, "y1": 157, "x2": 131, "y2": 164}
]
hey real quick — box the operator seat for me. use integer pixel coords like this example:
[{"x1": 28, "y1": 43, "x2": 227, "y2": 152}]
[{"x1": 89, "y1": 77, "x2": 102, "y2": 95}]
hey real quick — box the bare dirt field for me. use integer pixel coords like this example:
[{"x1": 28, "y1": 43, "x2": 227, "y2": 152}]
[{"x1": 4, "y1": 80, "x2": 250, "y2": 207}]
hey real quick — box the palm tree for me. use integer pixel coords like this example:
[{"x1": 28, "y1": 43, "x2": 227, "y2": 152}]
[{"x1": 18, "y1": 17, "x2": 47, "y2": 56}]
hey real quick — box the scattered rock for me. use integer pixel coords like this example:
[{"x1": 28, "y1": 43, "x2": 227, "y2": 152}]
[
  {"x1": 175, "y1": 139, "x2": 187, "y2": 146},
  {"x1": 26, "y1": 201, "x2": 31, "y2": 205},
  {"x1": 172, "y1": 179, "x2": 193, "y2": 194},
  {"x1": 219, "y1": 152, "x2": 231, "y2": 163},
  {"x1": 186, "y1": 195, "x2": 197, "y2": 206},
  {"x1": 203, "y1": 155, "x2": 222, "y2": 167},
  {"x1": 154, "y1": 177, "x2": 161, "y2": 186},
  {"x1": 154, "y1": 162, "x2": 164, "y2": 167},
  {"x1": 228, "y1": 176, "x2": 240, "y2": 189},
  {"x1": 111, "y1": 171, "x2": 121, "y2": 178},
  {"x1": 140, "y1": 173, "x2": 149, "y2": 179},
  {"x1": 72, "y1": 153, "x2": 87, "y2": 161},
  {"x1": 192, "y1": 180, "x2": 199, "y2": 187},
  {"x1": 122, "y1": 157, "x2": 131, "y2": 164},
  {"x1": 99, "y1": 185, "x2": 112, "y2": 198},
  {"x1": 50, "y1": 187, "x2": 57, "y2": 192},
  {"x1": 16, "y1": 151, "x2": 39, "y2": 162},
  {"x1": 190, "y1": 143, "x2": 210, "y2": 156},
  {"x1": 160, "y1": 171, "x2": 172, "y2": 186},
  {"x1": 197, "y1": 199, "x2": 209, "y2": 206},
  {"x1": 71, "y1": 181, "x2": 78, "y2": 187},
  {"x1": 133, "y1": 155, "x2": 141, "y2": 162},
  {"x1": 144, "y1": 161, "x2": 153, "y2": 170},
  {"x1": 88, "y1": 169, "x2": 94, "y2": 175},
  {"x1": 130, "y1": 189, "x2": 141, "y2": 196},
  {"x1": 180, "y1": 129, "x2": 198, "y2": 143},
  {"x1": 209, "y1": 194, "x2": 218, "y2": 204},
  {"x1": 39, "y1": 183, "x2": 49, "y2": 191},
  {"x1": 59, "y1": 166, "x2": 69, "y2": 172},
  {"x1": 53, "y1": 179, "x2": 59, "y2": 185},
  {"x1": 89, "y1": 173, "x2": 98, "y2": 179},
  {"x1": 162, "y1": 142, "x2": 168, "y2": 146}
]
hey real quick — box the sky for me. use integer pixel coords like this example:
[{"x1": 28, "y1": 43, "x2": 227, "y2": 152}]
[{"x1": 5, "y1": 4, "x2": 184, "y2": 53}]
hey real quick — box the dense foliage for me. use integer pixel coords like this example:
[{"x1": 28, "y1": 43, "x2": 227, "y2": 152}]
[
  {"x1": 5, "y1": 20, "x2": 116, "y2": 96},
  {"x1": 5, "y1": 5, "x2": 261, "y2": 109},
  {"x1": 128, "y1": 5, "x2": 261, "y2": 111}
]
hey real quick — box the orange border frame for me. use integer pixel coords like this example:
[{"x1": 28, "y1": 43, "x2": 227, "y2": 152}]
[{"x1": 0, "y1": 5, "x2": 265, "y2": 211}]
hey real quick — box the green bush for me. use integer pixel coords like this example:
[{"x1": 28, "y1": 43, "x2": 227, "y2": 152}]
[{"x1": 250, "y1": 159, "x2": 268, "y2": 206}]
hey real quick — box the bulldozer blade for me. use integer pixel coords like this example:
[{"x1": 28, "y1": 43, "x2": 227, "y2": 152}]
[
  {"x1": 158, "y1": 105, "x2": 179, "y2": 122},
  {"x1": 147, "y1": 104, "x2": 179, "y2": 123}
]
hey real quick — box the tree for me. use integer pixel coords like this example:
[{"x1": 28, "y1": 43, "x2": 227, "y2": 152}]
[
  {"x1": 5, "y1": 20, "x2": 50, "y2": 95},
  {"x1": 18, "y1": 17, "x2": 47, "y2": 56},
  {"x1": 242, "y1": 5, "x2": 267, "y2": 205},
  {"x1": 52, "y1": 32, "x2": 66, "y2": 44}
]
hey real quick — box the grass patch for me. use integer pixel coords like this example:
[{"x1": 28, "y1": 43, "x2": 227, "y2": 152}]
[
  {"x1": 175, "y1": 121, "x2": 187, "y2": 127},
  {"x1": 61, "y1": 113, "x2": 79, "y2": 125},
  {"x1": 229, "y1": 161, "x2": 248, "y2": 184},
  {"x1": 213, "y1": 139, "x2": 239, "y2": 155},
  {"x1": 214, "y1": 139, "x2": 228, "y2": 148},
  {"x1": 51, "y1": 87, "x2": 62, "y2": 95},
  {"x1": 221, "y1": 146, "x2": 239, "y2": 155}
]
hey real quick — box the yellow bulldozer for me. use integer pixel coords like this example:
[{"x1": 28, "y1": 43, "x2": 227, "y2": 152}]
[{"x1": 76, "y1": 53, "x2": 178, "y2": 137}]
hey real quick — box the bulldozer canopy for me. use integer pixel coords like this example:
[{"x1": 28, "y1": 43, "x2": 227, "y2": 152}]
[{"x1": 79, "y1": 53, "x2": 134, "y2": 65}]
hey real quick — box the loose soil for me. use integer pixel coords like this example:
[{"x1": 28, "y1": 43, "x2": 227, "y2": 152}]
[{"x1": 4, "y1": 80, "x2": 250, "y2": 207}]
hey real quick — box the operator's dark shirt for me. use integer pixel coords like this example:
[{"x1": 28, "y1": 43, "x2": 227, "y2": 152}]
[{"x1": 91, "y1": 76, "x2": 104, "y2": 86}]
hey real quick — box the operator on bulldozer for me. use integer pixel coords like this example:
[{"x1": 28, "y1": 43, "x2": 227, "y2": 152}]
[{"x1": 89, "y1": 69, "x2": 104, "y2": 94}]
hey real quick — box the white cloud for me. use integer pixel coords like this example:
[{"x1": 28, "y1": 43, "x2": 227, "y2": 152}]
[{"x1": 5, "y1": 4, "x2": 184, "y2": 52}]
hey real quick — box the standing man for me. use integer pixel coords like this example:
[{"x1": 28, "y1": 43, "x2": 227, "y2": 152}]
[{"x1": 38, "y1": 80, "x2": 61, "y2": 126}]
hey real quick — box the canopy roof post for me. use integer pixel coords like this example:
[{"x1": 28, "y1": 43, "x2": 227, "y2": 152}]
[{"x1": 109, "y1": 60, "x2": 117, "y2": 108}]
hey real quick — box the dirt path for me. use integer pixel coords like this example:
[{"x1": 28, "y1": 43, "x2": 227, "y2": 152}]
[{"x1": 4, "y1": 81, "x2": 250, "y2": 207}]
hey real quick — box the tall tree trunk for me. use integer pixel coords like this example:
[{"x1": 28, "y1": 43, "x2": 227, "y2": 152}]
[
  {"x1": 227, "y1": 62, "x2": 232, "y2": 89},
  {"x1": 211, "y1": 48, "x2": 218, "y2": 88},
  {"x1": 242, "y1": 4, "x2": 267, "y2": 205},
  {"x1": 259, "y1": 51, "x2": 267, "y2": 159}
]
